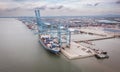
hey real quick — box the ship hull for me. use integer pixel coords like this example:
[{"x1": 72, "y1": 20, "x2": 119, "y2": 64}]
[{"x1": 39, "y1": 38, "x2": 60, "y2": 54}]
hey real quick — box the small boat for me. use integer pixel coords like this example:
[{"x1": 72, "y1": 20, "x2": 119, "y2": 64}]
[
  {"x1": 93, "y1": 49, "x2": 109, "y2": 59},
  {"x1": 95, "y1": 53, "x2": 109, "y2": 59},
  {"x1": 39, "y1": 34, "x2": 60, "y2": 54}
]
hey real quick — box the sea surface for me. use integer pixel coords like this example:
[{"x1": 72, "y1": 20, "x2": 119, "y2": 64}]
[{"x1": 0, "y1": 18, "x2": 120, "y2": 72}]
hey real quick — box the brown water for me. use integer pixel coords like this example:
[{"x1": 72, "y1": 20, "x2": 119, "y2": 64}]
[{"x1": 0, "y1": 18, "x2": 120, "y2": 72}]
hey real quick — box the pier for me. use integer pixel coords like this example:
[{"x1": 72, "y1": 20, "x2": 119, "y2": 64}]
[
  {"x1": 60, "y1": 27, "x2": 120, "y2": 59},
  {"x1": 75, "y1": 27, "x2": 107, "y2": 36},
  {"x1": 76, "y1": 27, "x2": 120, "y2": 37},
  {"x1": 71, "y1": 27, "x2": 120, "y2": 42},
  {"x1": 61, "y1": 42, "x2": 95, "y2": 59},
  {"x1": 74, "y1": 36, "x2": 115, "y2": 42}
]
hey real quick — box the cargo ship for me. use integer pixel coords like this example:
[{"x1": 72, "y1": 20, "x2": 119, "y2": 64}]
[
  {"x1": 35, "y1": 10, "x2": 61, "y2": 54},
  {"x1": 38, "y1": 34, "x2": 61, "y2": 54}
]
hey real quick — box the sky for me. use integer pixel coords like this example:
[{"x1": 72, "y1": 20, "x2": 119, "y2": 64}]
[{"x1": 0, "y1": 0, "x2": 120, "y2": 16}]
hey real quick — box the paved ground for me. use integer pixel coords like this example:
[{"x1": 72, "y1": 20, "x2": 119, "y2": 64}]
[{"x1": 61, "y1": 42, "x2": 95, "y2": 59}]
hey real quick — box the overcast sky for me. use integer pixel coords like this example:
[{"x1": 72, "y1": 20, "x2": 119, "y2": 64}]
[{"x1": 0, "y1": 0, "x2": 120, "y2": 16}]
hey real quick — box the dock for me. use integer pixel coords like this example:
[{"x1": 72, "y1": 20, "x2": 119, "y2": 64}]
[
  {"x1": 75, "y1": 27, "x2": 120, "y2": 37},
  {"x1": 75, "y1": 27, "x2": 107, "y2": 36},
  {"x1": 61, "y1": 42, "x2": 95, "y2": 59},
  {"x1": 72, "y1": 27, "x2": 120, "y2": 42},
  {"x1": 74, "y1": 36, "x2": 115, "y2": 42}
]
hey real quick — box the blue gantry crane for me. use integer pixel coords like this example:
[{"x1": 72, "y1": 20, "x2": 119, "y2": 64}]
[{"x1": 35, "y1": 9, "x2": 71, "y2": 47}]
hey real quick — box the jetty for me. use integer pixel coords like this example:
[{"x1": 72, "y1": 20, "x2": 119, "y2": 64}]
[
  {"x1": 61, "y1": 42, "x2": 95, "y2": 59},
  {"x1": 60, "y1": 27, "x2": 116, "y2": 59},
  {"x1": 74, "y1": 36, "x2": 115, "y2": 43},
  {"x1": 73, "y1": 27, "x2": 120, "y2": 37},
  {"x1": 75, "y1": 27, "x2": 107, "y2": 36}
]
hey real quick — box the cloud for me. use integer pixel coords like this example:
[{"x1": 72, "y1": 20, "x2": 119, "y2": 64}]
[
  {"x1": 34, "y1": 5, "x2": 47, "y2": 10},
  {"x1": 5, "y1": 7, "x2": 20, "y2": 11},
  {"x1": 86, "y1": 3, "x2": 100, "y2": 6},
  {"x1": 116, "y1": 0, "x2": 120, "y2": 4},
  {"x1": 13, "y1": 0, "x2": 39, "y2": 2},
  {"x1": 0, "y1": 0, "x2": 120, "y2": 16},
  {"x1": 57, "y1": 5, "x2": 64, "y2": 9},
  {"x1": 32, "y1": 3, "x2": 65, "y2": 10},
  {"x1": 48, "y1": 5, "x2": 64, "y2": 10},
  {"x1": 94, "y1": 3, "x2": 100, "y2": 6},
  {"x1": 13, "y1": 0, "x2": 27, "y2": 2}
]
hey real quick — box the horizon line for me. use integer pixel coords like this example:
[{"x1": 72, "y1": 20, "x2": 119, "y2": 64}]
[{"x1": 0, "y1": 14, "x2": 120, "y2": 18}]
